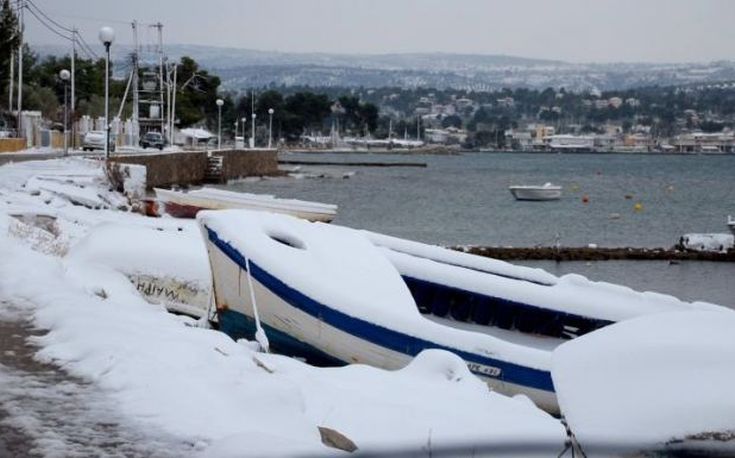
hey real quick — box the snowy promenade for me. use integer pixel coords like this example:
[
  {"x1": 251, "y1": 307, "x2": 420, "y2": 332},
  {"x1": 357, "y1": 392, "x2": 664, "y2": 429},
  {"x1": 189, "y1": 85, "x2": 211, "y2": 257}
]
[{"x1": 0, "y1": 157, "x2": 566, "y2": 456}]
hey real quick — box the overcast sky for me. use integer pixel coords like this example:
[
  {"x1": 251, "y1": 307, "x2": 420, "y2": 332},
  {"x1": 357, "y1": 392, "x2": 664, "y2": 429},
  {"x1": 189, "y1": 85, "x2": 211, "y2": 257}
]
[{"x1": 23, "y1": 0, "x2": 735, "y2": 63}]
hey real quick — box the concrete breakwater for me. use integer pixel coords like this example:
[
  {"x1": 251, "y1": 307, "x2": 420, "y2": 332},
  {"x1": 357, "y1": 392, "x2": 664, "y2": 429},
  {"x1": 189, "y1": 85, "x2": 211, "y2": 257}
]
[
  {"x1": 279, "y1": 159, "x2": 427, "y2": 167},
  {"x1": 452, "y1": 245, "x2": 735, "y2": 262}
]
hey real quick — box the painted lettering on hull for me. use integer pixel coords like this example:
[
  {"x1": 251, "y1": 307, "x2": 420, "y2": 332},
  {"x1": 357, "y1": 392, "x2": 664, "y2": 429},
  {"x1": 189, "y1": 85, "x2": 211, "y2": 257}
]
[{"x1": 467, "y1": 362, "x2": 502, "y2": 378}]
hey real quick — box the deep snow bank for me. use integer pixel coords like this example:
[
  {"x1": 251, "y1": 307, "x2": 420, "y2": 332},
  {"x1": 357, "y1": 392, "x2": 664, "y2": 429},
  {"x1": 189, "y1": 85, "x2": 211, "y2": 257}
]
[
  {"x1": 0, "y1": 210, "x2": 565, "y2": 456},
  {"x1": 552, "y1": 310, "x2": 735, "y2": 454}
]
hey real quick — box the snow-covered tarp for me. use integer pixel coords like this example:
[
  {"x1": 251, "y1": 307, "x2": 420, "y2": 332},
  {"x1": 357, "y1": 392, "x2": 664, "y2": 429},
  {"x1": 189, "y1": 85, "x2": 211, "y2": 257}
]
[
  {"x1": 378, "y1": 245, "x2": 725, "y2": 322},
  {"x1": 552, "y1": 310, "x2": 735, "y2": 455},
  {"x1": 680, "y1": 233, "x2": 734, "y2": 253},
  {"x1": 66, "y1": 222, "x2": 212, "y2": 317}
]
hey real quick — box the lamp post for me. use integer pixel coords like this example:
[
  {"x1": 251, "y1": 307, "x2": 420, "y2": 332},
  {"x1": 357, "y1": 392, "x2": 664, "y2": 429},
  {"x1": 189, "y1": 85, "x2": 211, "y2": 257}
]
[
  {"x1": 233, "y1": 121, "x2": 238, "y2": 149},
  {"x1": 216, "y1": 98, "x2": 224, "y2": 150},
  {"x1": 267, "y1": 108, "x2": 274, "y2": 149},
  {"x1": 241, "y1": 117, "x2": 247, "y2": 147},
  {"x1": 251, "y1": 113, "x2": 257, "y2": 148},
  {"x1": 59, "y1": 69, "x2": 70, "y2": 156},
  {"x1": 98, "y1": 26, "x2": 115, "y2": 159}
]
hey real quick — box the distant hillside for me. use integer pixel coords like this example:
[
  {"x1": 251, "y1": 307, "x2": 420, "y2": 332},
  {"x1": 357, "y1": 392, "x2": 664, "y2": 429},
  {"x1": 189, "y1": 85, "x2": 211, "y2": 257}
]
[
  {"x1": 32, "y1": 43, "x2": 563, "y2": 69},
  {"x1": 31, "y1": 43, "x2": 735, "y2": 92}
]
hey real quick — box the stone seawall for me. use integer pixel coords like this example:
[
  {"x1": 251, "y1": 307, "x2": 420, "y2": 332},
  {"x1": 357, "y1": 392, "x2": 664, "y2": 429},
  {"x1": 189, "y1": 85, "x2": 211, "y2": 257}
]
[
  {"x1": 108, "y1": 152, "x2": 208, "y2": 188},
  {"x1": 212, "y1": 149, "x2": 280, "y2": 182},
  {"x1": 108, "y1": 149, "x2": 279, "y2": 189}
]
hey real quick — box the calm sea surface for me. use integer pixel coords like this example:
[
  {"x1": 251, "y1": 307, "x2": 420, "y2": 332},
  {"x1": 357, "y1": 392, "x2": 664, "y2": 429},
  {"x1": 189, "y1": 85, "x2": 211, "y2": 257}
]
[{"x1": 225, "y1": 152, "x2": 735, "y2": 307}]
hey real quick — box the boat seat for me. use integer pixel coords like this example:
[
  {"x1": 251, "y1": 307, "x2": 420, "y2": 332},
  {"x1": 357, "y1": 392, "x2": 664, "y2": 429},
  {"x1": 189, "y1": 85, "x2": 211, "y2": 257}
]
[
  {"x1": 492, "y1": 300, "x2": 515, "y2": 330},
  {"x1": 471, "y1": 299, "x2": 493, "y2": 326},
  {"x1": 449, "y1": 293, "x2": 472, "y2": 322},
  {"x1": 430, "y1": 292, "x2": 450, "y2": 317}
]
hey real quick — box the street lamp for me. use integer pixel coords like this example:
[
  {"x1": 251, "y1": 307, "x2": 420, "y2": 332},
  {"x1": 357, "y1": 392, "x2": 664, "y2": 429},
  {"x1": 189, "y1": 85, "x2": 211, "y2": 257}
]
[
  {"x1": 98, "y1": 26, "x2": 114, "y2": 158},
  {"x1": 216, "y1": 98, "x2": 224, "y2": 150},
  {"x1": 267, "y1": 108, "x2": 274, "y2": 149},
  {"x1": 251, "y1": 113, "x2": 257, "y2": 148},
  {"x1": 59, "y1": 69, "x2": 70, "y2": 156}
]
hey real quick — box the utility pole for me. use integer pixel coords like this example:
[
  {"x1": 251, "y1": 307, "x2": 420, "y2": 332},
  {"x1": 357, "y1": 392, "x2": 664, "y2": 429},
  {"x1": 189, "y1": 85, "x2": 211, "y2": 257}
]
[
  {"x1": 155, "y1": 22, "x2": 165, "y2": 134},
  {"x1": 71, "y1": 29, "x2": 76, "y2": 114},
  {"x1": 71, "y1": 28, "x2": 76, "y2": 148},
  {"x1": 166, "y1": 63, "x2": 171, "y2": 142},
  {"x1": 8, "y1": 50, "x2": 13, "y2": 113},
  {"x1": 16, "y1": 0, "x2": 23, "y2": 139},
  {"x1": 131, "y1": 21, "x2": 139, "y2": 145},
  {"x1": 170, "y1": 63, "x2": 177, "y2": 145}
]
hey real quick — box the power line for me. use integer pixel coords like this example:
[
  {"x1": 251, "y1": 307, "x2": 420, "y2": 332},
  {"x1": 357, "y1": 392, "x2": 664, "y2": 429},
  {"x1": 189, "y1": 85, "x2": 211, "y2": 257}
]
[
  {"x1": 25, "y1": 0, "x2": 73, "y2": 33},
  {"x1": 34, "y1": 9, "x2": 143, "y2": 27},
  {"x1": 74, "y1": 31, "x2": 100, "y2": 60},
  {"x1": 23, "y1": 3, "x2": 72, "y2": 42},
  {"x1": 74, "y1": 38, "x2": 95, "y2": 60},
  {"x1": 19, "y1": 0, "x2": 101, "y2": 60}
]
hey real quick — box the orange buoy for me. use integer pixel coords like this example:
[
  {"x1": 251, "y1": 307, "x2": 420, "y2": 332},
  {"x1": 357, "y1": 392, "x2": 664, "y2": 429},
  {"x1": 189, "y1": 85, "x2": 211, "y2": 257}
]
[{"x1": 633, "y1": 202, "x2": 643, "y2": 212}]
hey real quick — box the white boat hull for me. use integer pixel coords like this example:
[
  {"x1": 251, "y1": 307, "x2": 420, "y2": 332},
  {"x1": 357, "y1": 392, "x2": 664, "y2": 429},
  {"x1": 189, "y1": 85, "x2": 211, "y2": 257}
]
[
  {"x1": 155, "y1": 187, "x2": 337, "y2": 222},
  {"x1": 509, "y1": 186, "x2": 562, "y2": 201}
]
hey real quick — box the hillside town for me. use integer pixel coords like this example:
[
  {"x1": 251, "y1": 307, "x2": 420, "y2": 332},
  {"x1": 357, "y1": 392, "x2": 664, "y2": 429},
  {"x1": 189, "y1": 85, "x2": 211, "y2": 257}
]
[{"x1": 1, "y1": 1, "x2": 734, "y2": 155}]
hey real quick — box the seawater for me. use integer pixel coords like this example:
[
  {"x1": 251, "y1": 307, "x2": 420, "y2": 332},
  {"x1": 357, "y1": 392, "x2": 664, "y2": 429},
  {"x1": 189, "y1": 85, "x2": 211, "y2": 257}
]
[{"x1": 224, "y1": 152, "x2": 735, "y2": 307}]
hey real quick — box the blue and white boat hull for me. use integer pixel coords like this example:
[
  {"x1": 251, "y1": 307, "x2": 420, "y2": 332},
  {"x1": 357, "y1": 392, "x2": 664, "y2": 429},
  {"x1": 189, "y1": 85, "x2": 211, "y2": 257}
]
[{"x1": 200, "y1": 217, "x2": 558, "y2": 413}]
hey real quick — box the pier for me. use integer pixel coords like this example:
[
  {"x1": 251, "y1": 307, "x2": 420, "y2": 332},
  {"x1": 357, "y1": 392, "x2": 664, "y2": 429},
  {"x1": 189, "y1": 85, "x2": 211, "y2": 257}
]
[
  {"x1": 452, "y1": 246, "x2": 735, "y2": 262},
  {"x1": 278, "y1": 159, "x2": 427, "y2": 167}
]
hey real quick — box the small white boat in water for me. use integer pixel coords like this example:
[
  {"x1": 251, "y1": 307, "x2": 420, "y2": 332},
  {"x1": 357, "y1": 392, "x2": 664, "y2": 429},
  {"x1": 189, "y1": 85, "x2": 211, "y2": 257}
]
[
  {"x1": 509, "y1": 183, "x2": 562, "y2": 201},
  {"x1": 198, "y1": 210, "x2": 722, "y2": 414},
  {"x1": 154, "y1": 187, "x2": 337, "y2": 222}
]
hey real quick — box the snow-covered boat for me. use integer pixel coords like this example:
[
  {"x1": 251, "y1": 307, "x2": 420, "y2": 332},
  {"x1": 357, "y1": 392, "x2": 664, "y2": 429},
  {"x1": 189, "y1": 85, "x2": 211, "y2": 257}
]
[
  {"x1": 728, "y1": 215, "x2": 735, "y2": 235},
  {"x1": 154, "y1": 187, "x2": 337, "y2": 222},
  {"x1": 198, "y1": 210, "x2": 722, "y2": 414},
  {"x1": 509, "y1": 183, "x2": 562, "y2": 201}
]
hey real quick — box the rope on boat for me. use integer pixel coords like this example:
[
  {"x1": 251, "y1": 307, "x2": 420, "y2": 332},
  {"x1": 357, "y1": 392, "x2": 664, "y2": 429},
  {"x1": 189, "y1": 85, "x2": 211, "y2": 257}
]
[{"x1": 243, "y1": 257, "x2": 270, "y2": 353}]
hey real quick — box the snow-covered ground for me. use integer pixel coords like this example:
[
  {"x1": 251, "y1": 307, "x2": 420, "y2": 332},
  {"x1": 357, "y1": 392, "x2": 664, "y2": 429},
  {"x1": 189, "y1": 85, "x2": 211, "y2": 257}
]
[
  {"x1": 0, "y1": 158, "x2": 566, "y2": 456},
  {"x1": 2, "y1": 156, "x2": 733, "y2": 457},
  {"x1": 553, "y1": 310, "x2": 735, "y2": 455}
]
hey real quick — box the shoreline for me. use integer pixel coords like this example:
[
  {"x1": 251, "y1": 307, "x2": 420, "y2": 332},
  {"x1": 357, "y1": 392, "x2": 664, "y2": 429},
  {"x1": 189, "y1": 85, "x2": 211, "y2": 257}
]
[
  {"x1": 281, "y1": 148, "x2": 735, "y2": 157},
  {"x1": 453, "y1": 246, "x2": 735, "y2": 262}
]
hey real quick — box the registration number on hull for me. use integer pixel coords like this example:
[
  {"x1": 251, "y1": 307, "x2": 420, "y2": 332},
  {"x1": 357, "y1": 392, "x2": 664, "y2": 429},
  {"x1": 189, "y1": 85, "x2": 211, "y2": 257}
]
[{"x1": 467, "y1": 362, "x2": 502, "y2": 378}]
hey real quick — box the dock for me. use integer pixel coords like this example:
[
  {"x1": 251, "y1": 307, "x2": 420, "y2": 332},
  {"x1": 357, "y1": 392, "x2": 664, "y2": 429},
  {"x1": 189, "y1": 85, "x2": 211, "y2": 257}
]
[
  {"x1": 278, "y1": 159, "x2": 427, "y2": 167},
  {"x1": 452, "y1": 246, "x2": 735, "y2": 262}
]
